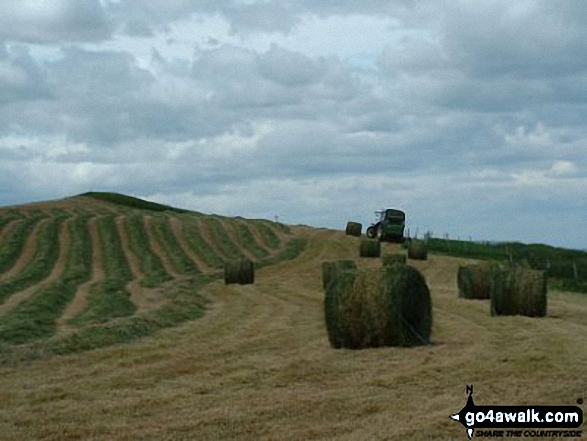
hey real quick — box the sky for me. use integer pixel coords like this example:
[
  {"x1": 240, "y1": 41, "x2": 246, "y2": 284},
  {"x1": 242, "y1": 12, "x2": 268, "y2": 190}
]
[{"x1": 0, "y1": 0, "x2": 586, "y2": 249}]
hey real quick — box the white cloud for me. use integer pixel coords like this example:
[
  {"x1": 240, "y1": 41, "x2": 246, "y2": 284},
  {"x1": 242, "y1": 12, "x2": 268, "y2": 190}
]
[{"x1": 0, "y1": 0, "x2": 586, "y2": 249}]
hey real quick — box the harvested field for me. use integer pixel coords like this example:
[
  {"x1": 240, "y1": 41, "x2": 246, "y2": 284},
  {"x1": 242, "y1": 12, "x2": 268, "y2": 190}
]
[
  {"x1": 0, "y1": 226, "x2": 584, "y2": 440},
  {"x1": 0, "y1": 218, "x2": 49, "y2": 282},
  {"x1": 0, "y1": 193, "x2": 584, "y2": 439},
  {"x1": 168, "y1": 216, "x2": 211, "y2": 273},
  {"x1": 0, "y1": 219, "x2": 71, "y2": 315},
  {"x1": 57, "y1": 217, "x2": 105, "y2": 329}
]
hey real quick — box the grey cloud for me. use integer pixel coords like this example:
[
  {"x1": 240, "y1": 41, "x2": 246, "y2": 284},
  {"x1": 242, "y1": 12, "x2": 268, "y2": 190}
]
[
  {"x1": 442, "y1": 1, "x2": 587, "y2": 79},
  {"x1": 225, "y1": 2, "x2": 300, "y2": 34},
  {"x1": 0, "y1": 0, "x2": 111, "y2": 43},
  {"x1": 0, "y1": 44, "x2": 51, "y2": 103},
  {"x1": 258, "y1": 44, "x2": 324, "y2": 85}
]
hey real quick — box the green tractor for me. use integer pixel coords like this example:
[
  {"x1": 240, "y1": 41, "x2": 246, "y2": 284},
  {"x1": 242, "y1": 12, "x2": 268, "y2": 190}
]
[{"x1": 366, "y1": 209, "x2": 406, "y2": 243}]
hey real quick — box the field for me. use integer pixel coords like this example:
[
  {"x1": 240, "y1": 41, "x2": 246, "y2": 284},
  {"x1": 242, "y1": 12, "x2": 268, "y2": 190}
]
[{"x1": 0, "y1": 194, "x2": 585, "y2": 440}]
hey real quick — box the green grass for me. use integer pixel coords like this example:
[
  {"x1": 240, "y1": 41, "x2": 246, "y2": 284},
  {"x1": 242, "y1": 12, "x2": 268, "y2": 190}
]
[
  {"x1": 0, "y1": 216, "x2": 65, "y2": 305},
  {"x1": 80, "y1": 192, "x2": 191, "y2": 214},
  {"x1": 70, "y1": 216, "x2": 135, "y2": 325},
  {"x1": 125, "y1": 215, "x2": 172, "y2": 287},
  {"x1": 231, "y1": 221, "x2": 270, "y2": 260},
  {"x1": 0, "y1": 208, "x2": 25, "y2": 221},
  {"x1": 0, "y1": 215, "x2": 96, "y2": 345},
  {"x1": 0, "y1": 230, "x2": 307, "y2": 362},
  {"x1": 61, "y1": 216, "x2": 93, "y2": 285},
  {"x1": 2, "y1": 275, "x2": 211, "y2": 360},
  {"x1": 180, "y1": 218, "x2": 225, "y2": 268},
  {"x1": 256, "y1": 237, "x2": 307, "y2": 270},
  {"x1": 251, "y1": 221, "x2": 281, "y2": 249},
  {"x1": 0, "y1": 215, "x2": 96, "y2": 343},
  {"x1": 150, "y1": 216, "x2": 200, "y2": 276},
  {"x1": 48, "y1": 208, "x2": 72, "y2": 218},
  {"x1": 0, "y1": 215, "x2": 46, "y2": 275},
  {"x1": 426, "y1": 237, "x2": 587, "y2": 294},
  {"x1": 201, "y1": 218, "x2": 246, "y2": 260},
  {"x1": 0, "y1": 212, "x2": 21, "y2": 230},
  {"x1": 0, "y1": 282, "x2": 77, "y2": 344}
]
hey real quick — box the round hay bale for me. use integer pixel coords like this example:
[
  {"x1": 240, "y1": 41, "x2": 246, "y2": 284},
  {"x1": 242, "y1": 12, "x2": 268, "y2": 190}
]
[
  {"x1": 490, "y1": 265, "x2": 547, "y2": 317},
  {"x1": 322, "y1": 260, "x2": 357, "y2": 291},
  {"x1": 345, "y1": 221, "x2": 362, "y2": 237},
  {"x1": 224, "y1": 258, "x2": 255, "y2": 285},
  {"x1": 382, "y1": 253, "x2": 407, "y2": 266},
  {"x1": 407, "y1": 240, "x2": 428, "y2": 260},
  {"x1": 324, "y1": 265, "x2": 432, "y2": 349},
  {"x1": 359, "y1": 238, "x2": 381, "y2": 258},
  {"x1": 457, "y1": 262, "x2": 491, "y2": 299}
]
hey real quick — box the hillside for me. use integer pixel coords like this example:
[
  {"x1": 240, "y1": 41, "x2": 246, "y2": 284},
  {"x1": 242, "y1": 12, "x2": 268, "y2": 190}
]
[
  {"x1": 0, "y1": 195, "x2": 585, "y2": 439},
  {"x1": 0, "y1": 193, "x2": 304, "y2": 353}
]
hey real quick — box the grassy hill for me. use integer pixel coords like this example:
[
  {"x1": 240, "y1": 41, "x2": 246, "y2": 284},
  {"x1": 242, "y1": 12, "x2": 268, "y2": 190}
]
[
  {"x1": 0, "y1": 193, "x2": 305, "y2": 356},
  {"x1": 0, "y1": 194, "x2": 584, "y2": 439}
]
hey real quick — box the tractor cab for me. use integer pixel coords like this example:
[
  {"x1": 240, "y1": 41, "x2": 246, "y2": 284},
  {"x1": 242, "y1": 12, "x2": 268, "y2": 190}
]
[
  {"x1": 379, "y1": 209, "x2": 405, "y2": 224},
  {"x1": 366, "y1": 208, "x2": 406, "y2": 242}
]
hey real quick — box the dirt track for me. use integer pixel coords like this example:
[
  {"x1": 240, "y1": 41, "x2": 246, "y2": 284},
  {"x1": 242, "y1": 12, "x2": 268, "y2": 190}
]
[{"x1": 0, "y1": 227, "x2": 585, "y2": 440}]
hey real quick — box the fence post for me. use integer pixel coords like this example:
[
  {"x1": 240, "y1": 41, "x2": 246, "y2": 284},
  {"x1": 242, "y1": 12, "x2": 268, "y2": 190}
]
[{"x1": 573, "y1": 262, "x2": 579, "y2": 280}]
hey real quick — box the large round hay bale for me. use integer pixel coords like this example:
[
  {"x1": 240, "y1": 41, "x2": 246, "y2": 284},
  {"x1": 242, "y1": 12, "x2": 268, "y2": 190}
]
[
  {"x1": 322, "y1": 260, "x2": 357, "y2": 291},
  {"x1": 359, "y1": 238, "x2": 381, "y2": 257},
  {"x1": 457, "y1": 262, "x2": 491, "y2": 299},
  {"x1": 407, "y1": 240, "x2": 428, "y2": 260},
  {"x1": 382, "y1": 253, "x2": 407, "y2": 266},
  {"x1": 224, "y1": 258, "x2": 255, "y2": 285},
  {"x1": 324, "y1": 265, "x2": 432, "y2": 349},
  {"x1": 345, "y1": 221, "x2": 362, "y2": 237},
  {"x1": 490, "y1": 265, "x2": 547, "y2": 317}
]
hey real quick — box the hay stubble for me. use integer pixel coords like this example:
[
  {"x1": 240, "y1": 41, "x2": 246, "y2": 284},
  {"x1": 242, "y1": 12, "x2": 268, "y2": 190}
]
[{"x1": 0, "y1": 228, "x2": 585, "y2": 440}]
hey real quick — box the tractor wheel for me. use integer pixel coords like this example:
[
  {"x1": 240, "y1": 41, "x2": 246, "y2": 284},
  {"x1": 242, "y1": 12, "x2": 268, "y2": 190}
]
[{"x1": 366, "y1": 226, "x2": 376, "y2": 239}]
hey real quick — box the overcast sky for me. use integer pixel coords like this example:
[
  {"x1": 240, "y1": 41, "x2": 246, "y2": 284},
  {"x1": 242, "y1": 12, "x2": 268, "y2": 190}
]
[{"x1": 0, "y1": 0, "x2": 586, "y2": 249}]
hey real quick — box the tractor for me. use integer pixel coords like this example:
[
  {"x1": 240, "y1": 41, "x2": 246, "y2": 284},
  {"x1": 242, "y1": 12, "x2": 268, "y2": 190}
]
[{"x1": 365, "y1": 208, "x2": 406, "y2": 243}]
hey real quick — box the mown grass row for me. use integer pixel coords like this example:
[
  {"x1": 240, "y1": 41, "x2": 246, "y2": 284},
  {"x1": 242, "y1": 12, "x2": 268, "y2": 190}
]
[
  {"x1": 0, "y1": 208, "x2": 26, "y2": 222},
  {"x1": 180, "y1": 218, "x2": 225, "y2": 269},
  {"x1": 0, "y1": 215, "x2": 47, "y2": 276},
  {"x1": 0, "y1": 216, "x2": 65, "y2": 305},
  {"x1": 201, "y1": 218, "x2": 246, "y2": 260},
  {"x1": 150, "y1": 216, "x2": 200, "y2": 276},
  {"x1": 125, "y1": 215, "x2": 172, "y2": 287},
  {"x1": 0, "y1": 211, "x2": 22, "y2": 231},
  {"x1": 0, "y1": 217, "x2": 92, "y2": 344},
  {"x1": 252, "y1": 221, "x2": 281, "y2": 249},
  {"x1": 1, "y1": 235, "x2": 307, "y2": 360},
  {"x1": 70, "y1": 216, "x2": 135, "y2": 325},
  {"x1": 255, "y1": 237, "x2": 308, "y2": 270},
  {"x1": 230, "y1": 220, "x2": 270, "y2": 260}
]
